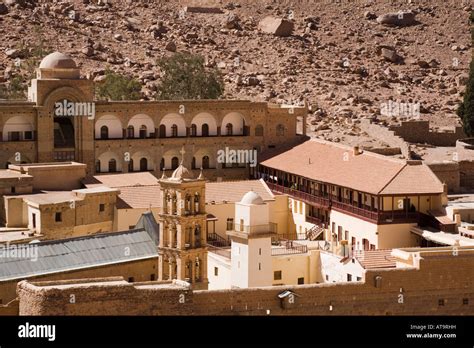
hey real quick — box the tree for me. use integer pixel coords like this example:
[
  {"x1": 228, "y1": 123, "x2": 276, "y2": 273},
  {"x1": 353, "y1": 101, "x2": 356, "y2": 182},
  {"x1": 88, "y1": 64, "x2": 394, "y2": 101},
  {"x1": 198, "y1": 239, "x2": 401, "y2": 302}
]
[
  {"x1": 457, "y1": 11, "x2": 474, "y2": 136},
  {"x1": 96, "y1": 69, "x2": 142, "y2": 101},
  {"x1": 156, "y1": 52, "x2": 224, "y2": 100}
]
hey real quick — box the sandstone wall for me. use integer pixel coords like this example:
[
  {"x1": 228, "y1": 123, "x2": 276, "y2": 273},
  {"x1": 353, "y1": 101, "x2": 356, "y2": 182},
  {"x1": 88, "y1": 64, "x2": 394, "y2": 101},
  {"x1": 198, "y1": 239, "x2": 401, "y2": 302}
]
[
  {"x1": 17, "y1": 251, "x2": 474, "y2": 316},
  {"x1": 389, "y1": 121, "x2": 465, "y2": 147},
  {"x1": 427, "y1": 162, "x2": 460, "y2": 193}
]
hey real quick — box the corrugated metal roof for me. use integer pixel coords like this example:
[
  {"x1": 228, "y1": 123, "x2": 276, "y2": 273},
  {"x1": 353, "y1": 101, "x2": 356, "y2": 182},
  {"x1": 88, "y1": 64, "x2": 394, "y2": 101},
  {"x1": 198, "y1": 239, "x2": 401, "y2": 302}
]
[{"x1": 0, "y1": 228, "x2": 158, "y2": 281}]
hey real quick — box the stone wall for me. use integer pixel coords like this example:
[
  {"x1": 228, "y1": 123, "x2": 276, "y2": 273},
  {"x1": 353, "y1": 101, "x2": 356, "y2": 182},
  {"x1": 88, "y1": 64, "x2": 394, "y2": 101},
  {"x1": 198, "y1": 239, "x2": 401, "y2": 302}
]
[
  {"x1": 389, "y1": 121, "x2": 465, "y2": 146},
  {"x1": 359, "y1": 119, "x2": 410, "y2": 158},
  {"x1": 460, "y1": 161, "x2": 474, "y2": 190},
  {"x1": 17, "y1": 250, "x2": 474, "y2": 316},
  {"x1": 427, "y1": 162, "x2": 460, "y2": 193}
]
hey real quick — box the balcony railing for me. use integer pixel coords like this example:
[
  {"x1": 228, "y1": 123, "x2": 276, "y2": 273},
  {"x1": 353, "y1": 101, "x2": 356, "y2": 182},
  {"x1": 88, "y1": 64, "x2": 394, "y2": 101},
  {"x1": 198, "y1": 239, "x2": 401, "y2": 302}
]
[
  {"x1": 265, "y1": 181, "x2": 421, "y2": 224},
  {"x1": 233, "y1": 222, "x2": 277, "y2": 234},
  {"x1": 271, "y1": 240, "x2": 308, "y2": 256}
]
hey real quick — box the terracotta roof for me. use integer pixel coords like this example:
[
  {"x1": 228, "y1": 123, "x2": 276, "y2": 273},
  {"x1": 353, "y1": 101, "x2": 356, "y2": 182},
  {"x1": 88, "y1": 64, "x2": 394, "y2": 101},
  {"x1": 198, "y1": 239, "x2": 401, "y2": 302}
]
[
  {"x1": 261, "y1": 139, "x2": 443, "y2": 195},
  {"x1": 83, "y1": 172, "x2": 159, "y2": 188},
  {"x1": 354, "y1": 249, "x2": 396, "y2": 269},
  {"x1": 205, "y1": 179, "x2": 274, "y2": 204},
  {"x1": 116, "y1": 185, "x2": 162, "y2": 209}
]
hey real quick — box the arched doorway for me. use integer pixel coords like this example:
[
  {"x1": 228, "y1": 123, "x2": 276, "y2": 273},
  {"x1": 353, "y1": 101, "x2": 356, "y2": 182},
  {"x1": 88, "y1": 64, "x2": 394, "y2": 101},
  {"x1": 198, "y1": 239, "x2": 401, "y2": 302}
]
[
  {"x1": 109, "y1": 159, "x2": 117, "y2": 172},
  {"x1": 100, "y1": 126, "x2": 109, "y2": 139},
  {"x1": 140, "y1": 158, "x2": 148, "y2": 171},
  {"x1": 202, "y1": 156, "x2": 210, "y2": 169},
  {"x1": 202, "y1": 123, "x2": 209, "y2": 137},
  {"x1": 171, "y1": 157, "x2": 179, "y2": 170}
]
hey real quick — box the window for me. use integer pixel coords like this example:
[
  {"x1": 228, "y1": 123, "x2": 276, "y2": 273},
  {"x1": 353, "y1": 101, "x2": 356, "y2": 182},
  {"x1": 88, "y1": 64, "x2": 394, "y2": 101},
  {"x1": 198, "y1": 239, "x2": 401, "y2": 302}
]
[
  {"x1": 325, "y1": 275, "x2": 329, "y2": 281},
  {"x1": 259, "y1": 248, "x2": 261, "y2": 255},
  {"x1": 127, "y1": 125, "x2": 134, "y2": 138},
  {"x1": 128, "y1": 277, "x2": 135, "y2": 283},
  {"x1": 299, "y1": 201, "x2": 303, "y2": 214},
  {"x1": 95, "y1": 160, "x2": 101, "y2": 173},
  {"x1": 438, "y1": 299, "x2": 445, "y2": 306},
  {"x1": 100, "y1": 126, "x2": 109, "y2": 139},
  {"x1": 345, "y1": 230, "x2": 349, "y2": 241},
  {"x1": 8, "y1": 131, "x2": 20, "y2": 141},
  {"x1": 202, "y1": 123, "x2": 209, "y2": 136},
  {"x1": 108, "y1": 158, "x2": 117, "y2": 173},
  {"x1": 150, "y1": 274, "x2": 156, "y2": 281},
  {"x1": 139, "y1": 158, "x2": 148, "y2": 171},
  {"x1": 258, "y1": 263, "x2": 261, "y2": 271},
  {"x1": 190, "y1": 124, "x2": 197, "y2": 137},
  {"x1": 274, "y1": 271, "x2": 282, "y2": 280},
  {"x1": 139, "y1": 125, "x2": 147, "y2": 138},
  {"x1": 128, "y1": 159, "x2": 134, "y2": 172},
  {"x1": 255, "y1": 124, "x2": 264, "y2": 136},
  {"x1": 99, "y1": 204, "x2": 105, "y2": 212},
  {"x1": 356, "y1": 276, "x2": 362, "y2": 281},
  {"x1": 202, "y1": 156, "x2": 210, "y2": 169},
  {"x1": 347, "y1": 274, "x2": 352, "y2": 282},
  {"x1": 297, "y1": 277, "x2": 304, "y2": 285},
  {"x1": 171, "y1": 124, "x2": 178, "y2": 137},
  {"x1": 226, "y1": 123, "x2": 233, "y2": 136},
  {"x1": 11, "y1": 187, "x2": 15, "y2": 194},
  {"x1": 55, "y1": 212, "x2": 62, "y2": 222},
  {"x1": 214, "y1": 267, "x2": 219, "y2": 276},
  {"x1": 463, "y1": 298, "x2": 469, "y2": 305},
  {"x1": 24, "y1": 131, "x2": 33, "y2": 140},
  {"x1": 191, "y1": 157, "x2": 196, "y2": 170},
  {"x1": 159, "y1": 124, "x2": 166, "y2": 138},
  {"x1": 226, "y1": 218, "x2": 234, "y2": 231},
  {"x1": 171, "y1": 157, "x2": 179, "y2": 170}
]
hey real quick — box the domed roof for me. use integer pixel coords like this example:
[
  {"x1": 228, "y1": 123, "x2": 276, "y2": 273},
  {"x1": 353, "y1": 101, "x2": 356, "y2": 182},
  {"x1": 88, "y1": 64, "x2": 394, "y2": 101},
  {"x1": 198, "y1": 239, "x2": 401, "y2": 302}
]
[
  {"x1": 170, "y1": 164, "x2": 193, "y2": 180},
  {"x1": 240, "y1": 191, "x2": 264, "y2": 205},
  {"x1": 39, "y1": 52, "x2": 77, "y2": 69}
]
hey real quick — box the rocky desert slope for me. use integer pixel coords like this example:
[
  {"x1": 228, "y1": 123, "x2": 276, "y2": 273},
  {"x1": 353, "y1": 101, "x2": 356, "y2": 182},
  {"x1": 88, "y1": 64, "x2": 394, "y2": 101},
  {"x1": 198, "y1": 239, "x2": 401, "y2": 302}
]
[{"x1": 0, "y1": 0, "x2": 472, "y2": 148}]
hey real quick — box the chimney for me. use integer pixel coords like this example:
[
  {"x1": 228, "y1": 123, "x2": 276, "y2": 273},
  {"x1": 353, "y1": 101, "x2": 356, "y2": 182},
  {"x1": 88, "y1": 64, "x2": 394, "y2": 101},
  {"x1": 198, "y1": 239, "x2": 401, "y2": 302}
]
[{"x1": 353, "y1": 146, "x2": 361, "y2": 156}]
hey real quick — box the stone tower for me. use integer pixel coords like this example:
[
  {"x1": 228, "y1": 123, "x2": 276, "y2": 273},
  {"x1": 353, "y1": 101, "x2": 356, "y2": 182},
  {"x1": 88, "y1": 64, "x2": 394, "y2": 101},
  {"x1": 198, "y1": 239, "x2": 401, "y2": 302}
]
[{"x1": 157, "y1": 150, "x2": 208, "y2": 290}]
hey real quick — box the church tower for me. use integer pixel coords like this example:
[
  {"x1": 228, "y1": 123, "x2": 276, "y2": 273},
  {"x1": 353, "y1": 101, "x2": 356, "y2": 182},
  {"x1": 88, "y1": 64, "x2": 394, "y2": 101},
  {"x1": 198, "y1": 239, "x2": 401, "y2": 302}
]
[{"x1": 157, "y1": 148, "x2": 208, "y2": 290}]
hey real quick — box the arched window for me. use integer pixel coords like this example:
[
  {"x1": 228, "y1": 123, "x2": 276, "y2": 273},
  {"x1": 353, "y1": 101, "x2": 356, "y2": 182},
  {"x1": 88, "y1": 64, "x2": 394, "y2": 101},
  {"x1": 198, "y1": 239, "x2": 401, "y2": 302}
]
[
  {"x1": 171, "y1": 124, "x2": 178, "y2": 137},
  {"x1": 128, "y1": 159, "x2": 134, "y2": 172},
  {"x1": 108, "y1": 159, "x2": 117, "y2": 173},
  {"x1": 202, "y1": 156, "x2": 210, "y2": 169},
  {"x1": 255, "y1": 124, "x2": 264, "y2": 136},
  {"x1": 202, "y1": 123, "x2": 209, "y2": 137},
  {"x1": 190, "y1": 124, "x2": 197, "y2": 137},
  {"x1": 139, "y1": 125, "x2": 147, "y2": 139},
  {"x1": 100, "y1": 126, "x2": 109, "y2": 139},
  {"x1": 191, "y1": 157, "x2": 196, "y2": 169},
  {"x1": 276, "y1": 124, "x2": 285, "y2": 136},
  {"x1": 194, "y1": 224, "x2": 201, "y2": 247},
  {"x1": 159, "y1": 125, "x2": 166, "y2": 138},
  {"x1": 160, "y1": 158, "x2": 165, "y2": 170},
  {"x1": 194, "y1": 193, "x2": 200, "y2": 213},
  {"x1": 127, "y1": 125, "x2": 134, "y2": 138},
  {"x1": 226, "y1": 123, "x2": 233, "y2": 136},
  {"x1": 171, "y1": 157, "x2": 179, "y2": 170},
  {"x1": 95, "y1": 160, "x2": 100, "y2": 173},
  {"x1": 140, "y1": 158, "x2": 148, "y2": 171}
]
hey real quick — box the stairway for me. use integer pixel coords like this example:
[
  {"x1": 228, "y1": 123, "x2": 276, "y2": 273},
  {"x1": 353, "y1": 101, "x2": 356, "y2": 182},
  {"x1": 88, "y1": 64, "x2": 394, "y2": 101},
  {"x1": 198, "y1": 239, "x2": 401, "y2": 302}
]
[{"x1": 306, "y1": 225, "x2": 325, "y2": 241}]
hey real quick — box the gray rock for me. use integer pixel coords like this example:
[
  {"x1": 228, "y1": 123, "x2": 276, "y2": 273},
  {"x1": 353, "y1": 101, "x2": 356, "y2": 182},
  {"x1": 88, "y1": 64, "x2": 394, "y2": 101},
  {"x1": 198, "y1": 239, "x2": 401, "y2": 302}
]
[
  {"x1": 376, "y1": 11, "x2": 417, "y2": 26},
  {"x1": 381, "y1": 48, "x2": 402, "y2": 63},
  {"x1": 0, "y1": 3, "x2": 9, "y2": 14}
]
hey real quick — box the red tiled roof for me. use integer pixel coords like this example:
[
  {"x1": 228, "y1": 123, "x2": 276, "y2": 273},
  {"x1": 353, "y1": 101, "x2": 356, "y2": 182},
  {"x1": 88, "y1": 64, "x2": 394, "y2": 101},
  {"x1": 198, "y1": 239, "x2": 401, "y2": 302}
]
[{"x1": 261, "y1": 139, "x2": 443, "y2": 195}]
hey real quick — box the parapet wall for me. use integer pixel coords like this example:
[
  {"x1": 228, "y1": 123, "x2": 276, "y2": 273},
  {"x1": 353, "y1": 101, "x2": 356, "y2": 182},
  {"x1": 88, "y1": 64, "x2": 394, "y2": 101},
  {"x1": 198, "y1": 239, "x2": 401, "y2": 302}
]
[{"x1": 17, "y1": 249, "x2": 474, "y2": 316}]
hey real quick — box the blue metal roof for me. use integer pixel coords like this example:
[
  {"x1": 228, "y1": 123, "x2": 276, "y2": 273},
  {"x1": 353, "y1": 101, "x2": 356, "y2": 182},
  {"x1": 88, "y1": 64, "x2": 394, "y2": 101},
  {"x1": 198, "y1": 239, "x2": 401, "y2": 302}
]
[{"x1": 0, "y1": 228, "x2": 158, "y2": 281}]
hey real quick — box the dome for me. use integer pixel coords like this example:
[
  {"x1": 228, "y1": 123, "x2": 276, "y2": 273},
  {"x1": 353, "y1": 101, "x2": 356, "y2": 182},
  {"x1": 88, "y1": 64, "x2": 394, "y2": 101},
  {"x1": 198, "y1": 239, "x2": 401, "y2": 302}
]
[
  {"x1": 170, "y1": 164, "x2": 193, "y2": 180},
  {"x1": 39, "y1": 52, "x2": 77, "y2": 69},
  {"x1": 240, "y1": 191, "x2": 264, "y2": 205}
]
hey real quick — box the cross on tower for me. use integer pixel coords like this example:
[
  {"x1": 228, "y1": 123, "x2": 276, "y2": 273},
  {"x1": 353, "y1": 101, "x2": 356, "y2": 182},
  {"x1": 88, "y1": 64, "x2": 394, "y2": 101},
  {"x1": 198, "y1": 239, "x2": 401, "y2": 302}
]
[{"x1": 179, "y1": 146, "x2": 186, "y2": 165}]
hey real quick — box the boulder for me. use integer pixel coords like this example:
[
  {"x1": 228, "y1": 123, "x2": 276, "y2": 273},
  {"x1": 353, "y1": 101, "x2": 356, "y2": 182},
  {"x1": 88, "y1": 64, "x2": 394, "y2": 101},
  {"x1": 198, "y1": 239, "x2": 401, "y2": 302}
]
[
  {"x1": 0, "y1": 3, "x2": 8, "y2": 14},
  {"x1": 258, "y1": 16, "x2": 294, "y2": 37},
  {"x1": 165, "y1": 41, "x2": 176, "y2": 52},
  {"x1": 381, "y1": 48, "x2": 402, "y2": 63},
  {"x1": 224, "y1": 12, "x2": 241, "y2": 30},
  {"x1": 376, "y1": 11, "x2": 417, "y2": 26}
]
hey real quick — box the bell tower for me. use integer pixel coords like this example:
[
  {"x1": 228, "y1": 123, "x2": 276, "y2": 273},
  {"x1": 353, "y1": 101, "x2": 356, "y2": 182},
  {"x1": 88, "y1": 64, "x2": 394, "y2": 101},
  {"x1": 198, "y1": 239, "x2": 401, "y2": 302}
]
[{"x1": 157, "y1": 148, "x2": 208, "y2": 290}]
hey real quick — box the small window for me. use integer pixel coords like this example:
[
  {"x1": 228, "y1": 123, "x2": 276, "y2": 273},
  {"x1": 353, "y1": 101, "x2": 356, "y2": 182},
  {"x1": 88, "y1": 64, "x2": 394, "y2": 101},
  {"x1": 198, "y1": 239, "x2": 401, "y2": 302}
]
[
  {"x1": 347, "y1": 274, "x2": 352, "y2": 282},
  {"x1": 214, "y1": 267, "x2": 219, "y2": 276},
  {"x1": 356, "y1": 276, "x2": 362, "y2": 281},
  {"x1": 258, "y1": 263, "x2": 261, "y2": 271},
  {"x1": 297, "y1": 277, "x2": 304, "y2": 285},
  {"x1": 24, "y1": 131, "x2": 33, "y2": 140},
  {"x1": 326, "y1": 275, "x2": 329, "y2": 281},
  {"x1": 150, "y1": 274, "x2": 156, "y2": 281},
  {"x1": 274, "y1": 271, "x2": 282, "y2": 280},
  {"x1": 55, "y1": 212, "x2": 62, "y2": 222},
  {"x1": 99, "y1": 204, "x2": 105, "y2": 212},
  {"x1": 438, "y1": 299, "x2": 445, "y2": 306},
  {"x1": 259, "y1": 248, "x2": 261, "y2": 255},
  {"x1": 11, "y1": 187, "x2": 15, "y2": 194},
  {"x1": 463, "y1": 298, "x2": 469, "y2": 305},
  {"x1": 128, "y1": 277, "x2": 135, "y2": 283}
]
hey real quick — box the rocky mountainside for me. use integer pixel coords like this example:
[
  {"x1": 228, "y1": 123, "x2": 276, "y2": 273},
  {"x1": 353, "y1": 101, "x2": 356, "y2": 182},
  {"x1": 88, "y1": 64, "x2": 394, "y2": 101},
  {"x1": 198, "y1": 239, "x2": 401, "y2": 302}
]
[{"x1": 0, "y1": 0, "x2": 471, "y2": 148}]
